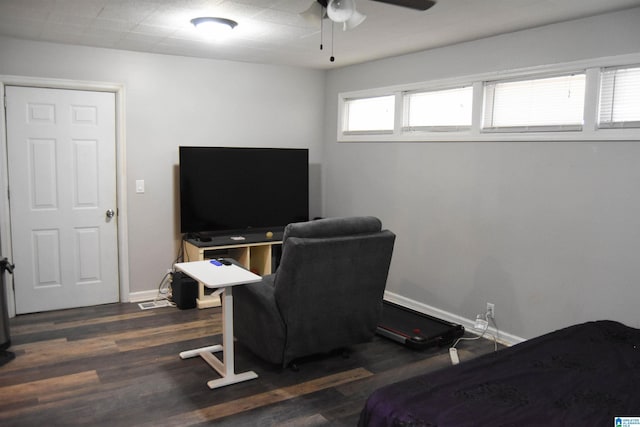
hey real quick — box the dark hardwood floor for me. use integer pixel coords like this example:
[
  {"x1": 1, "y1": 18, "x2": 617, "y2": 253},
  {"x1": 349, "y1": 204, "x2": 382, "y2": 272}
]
[{"x1": 0, "y1": 302, "x2": 499, "y2": 426}]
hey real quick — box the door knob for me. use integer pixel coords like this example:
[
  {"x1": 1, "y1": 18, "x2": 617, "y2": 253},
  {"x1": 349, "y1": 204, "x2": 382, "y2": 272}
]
[{"x1": 106, "y1": 209, "x2": 115, "y2": 219}]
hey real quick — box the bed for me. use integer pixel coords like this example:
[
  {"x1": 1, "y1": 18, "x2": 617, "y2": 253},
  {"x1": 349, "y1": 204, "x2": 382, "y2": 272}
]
[{"x1": 359, "y1": 320, "x2": 640, "y2": 426}]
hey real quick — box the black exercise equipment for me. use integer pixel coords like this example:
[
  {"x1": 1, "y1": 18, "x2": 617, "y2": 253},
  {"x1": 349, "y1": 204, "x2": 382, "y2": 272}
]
[{"x1": 377, "y1": 300, "x2": 464, "y2": 349}]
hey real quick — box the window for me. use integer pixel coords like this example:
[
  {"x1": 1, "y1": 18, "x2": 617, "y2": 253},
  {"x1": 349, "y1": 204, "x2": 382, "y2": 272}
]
[
  {"x1": 403, "y1": 86, "x2": 473, "y2": 131},
  {"x1": 343, "y1": 95, "x2": 395, "y2": 133},
  {"x1": 337, "y1": 53, "x2": 640, "y2": 142},
  {"x1": 598, "y1": 65, "x2": 640, "y2": 128},
  {"x1": 483, "y1": 74, "x2": 586, "y2": 132}
]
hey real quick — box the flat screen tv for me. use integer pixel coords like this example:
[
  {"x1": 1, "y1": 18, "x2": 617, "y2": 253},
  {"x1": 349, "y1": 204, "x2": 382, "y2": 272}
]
[{"x1": 179, "y1": 146, "x2": 309, "y2": 236}]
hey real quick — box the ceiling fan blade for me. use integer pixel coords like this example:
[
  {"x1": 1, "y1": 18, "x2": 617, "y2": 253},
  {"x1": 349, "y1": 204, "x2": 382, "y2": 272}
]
[{"x1": 370, "y1": 0, "x2": 436, "y2": 11}]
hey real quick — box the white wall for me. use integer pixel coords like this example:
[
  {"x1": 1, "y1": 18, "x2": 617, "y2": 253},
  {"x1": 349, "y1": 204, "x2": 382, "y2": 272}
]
[
  {"x1": 324, "y1": 8, "x2": 640, "y2": 340},
  {"x1": 0, "y1": 37, "x2": 325, "y2": 296}
]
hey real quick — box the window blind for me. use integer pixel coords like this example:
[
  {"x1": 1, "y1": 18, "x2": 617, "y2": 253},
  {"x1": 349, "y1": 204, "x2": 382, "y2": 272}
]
[
  {"x1": 483, "y1": 74, "x2": 586, "y2": 132},
  {"x1": 598, "y1": 66, "x2": 640, "y2": 128},
  {"x1": 403, "y1": 86, "x2": 473, "y2": 131},
  {"x1": 343, "y1": 95, "x2": 395, "y2": 133}
]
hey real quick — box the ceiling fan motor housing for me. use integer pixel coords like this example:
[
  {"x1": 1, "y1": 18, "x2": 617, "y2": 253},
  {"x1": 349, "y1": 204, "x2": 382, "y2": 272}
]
[{"x1": 317, "y1": 0, "x2": 437, "y2": 11}]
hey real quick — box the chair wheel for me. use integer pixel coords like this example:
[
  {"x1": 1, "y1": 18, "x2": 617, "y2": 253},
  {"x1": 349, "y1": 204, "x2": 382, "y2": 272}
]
[{"x1": 290, "y1": 362, "x2": 299, "y2": 372}]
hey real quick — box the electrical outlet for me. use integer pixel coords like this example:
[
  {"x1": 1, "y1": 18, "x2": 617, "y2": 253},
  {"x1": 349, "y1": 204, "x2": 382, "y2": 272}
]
[{"x1": 486, "y1": 302, "x2": 495, "y2": 319}]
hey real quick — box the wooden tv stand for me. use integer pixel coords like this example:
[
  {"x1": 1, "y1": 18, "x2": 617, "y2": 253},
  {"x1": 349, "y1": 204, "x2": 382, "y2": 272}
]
[{"x1": 182, "y1": 232, "x2": 283, "y2": 309}]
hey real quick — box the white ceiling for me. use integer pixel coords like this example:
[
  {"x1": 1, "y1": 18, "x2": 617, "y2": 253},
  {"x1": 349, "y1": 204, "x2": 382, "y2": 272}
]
[{"x1": 0, "y1": 0, "x2": 639, "y2": 70}]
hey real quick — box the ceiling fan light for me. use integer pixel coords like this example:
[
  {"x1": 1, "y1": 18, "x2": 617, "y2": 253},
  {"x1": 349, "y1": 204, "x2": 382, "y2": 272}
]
[
  {"x1": 327, "y1": 0, "x2": 355, "y2": 23},
  {"x1": 300, "y1": 2, "x2": 324, "y2": 27},
  {"x1": 343, "y1": 9, "x2": 366, "y2": 30}
]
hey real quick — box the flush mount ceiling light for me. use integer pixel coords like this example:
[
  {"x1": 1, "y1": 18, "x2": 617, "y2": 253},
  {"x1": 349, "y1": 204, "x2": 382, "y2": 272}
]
[{"x1": 190, "y1": 17, "x2": 238, "y2": 37}]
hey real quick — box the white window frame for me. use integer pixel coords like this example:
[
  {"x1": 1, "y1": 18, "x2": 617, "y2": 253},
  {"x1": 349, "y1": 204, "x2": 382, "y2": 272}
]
[{"x1": 337, "y1": 53, "x2": 640, "y2": 142}]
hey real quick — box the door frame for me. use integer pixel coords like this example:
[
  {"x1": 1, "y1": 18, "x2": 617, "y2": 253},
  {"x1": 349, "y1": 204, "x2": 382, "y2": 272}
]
[{"x1": 0, "y1": 75, "x2": 130, "y2": 318}]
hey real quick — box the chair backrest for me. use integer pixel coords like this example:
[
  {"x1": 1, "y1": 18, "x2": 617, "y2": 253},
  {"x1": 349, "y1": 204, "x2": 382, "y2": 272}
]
[{"x1": 273, "y1": 216, "x2": 395, "y2": 365}]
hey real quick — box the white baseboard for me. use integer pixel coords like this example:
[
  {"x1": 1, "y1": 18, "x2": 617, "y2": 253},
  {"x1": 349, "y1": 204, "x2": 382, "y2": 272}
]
[
  {"x1": 383, "y1": 291, "x2": 524, "y2": 347},
  {"x1": 129, "y1": 289, "x2": 524, "y2": 344}
]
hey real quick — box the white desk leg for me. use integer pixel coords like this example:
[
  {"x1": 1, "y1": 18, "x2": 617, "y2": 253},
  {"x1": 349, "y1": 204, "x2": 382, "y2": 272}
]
[
  {"x1": 208, "y1": 286, "x2": 258, "y2": 389},
  {"x1": 180, "y1": 345, "x2": 222, "y2": 359},
  {"x1": 179, "y1": 286, "x2": 257, "y2": 389}
]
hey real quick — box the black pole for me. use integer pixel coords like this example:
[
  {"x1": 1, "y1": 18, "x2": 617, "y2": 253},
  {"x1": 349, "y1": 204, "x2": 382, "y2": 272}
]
[{"x1": 0, "y1": 257, "x2": 15, "y2": 366}]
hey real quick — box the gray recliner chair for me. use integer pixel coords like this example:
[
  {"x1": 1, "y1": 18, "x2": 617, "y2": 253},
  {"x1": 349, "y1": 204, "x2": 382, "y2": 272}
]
[{"x1": 233, "y1": 216, "x2": 396, "y2": 368}]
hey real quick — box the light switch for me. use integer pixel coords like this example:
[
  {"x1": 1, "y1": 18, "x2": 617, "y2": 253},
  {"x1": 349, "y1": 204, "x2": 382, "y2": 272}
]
[{"x1": 135, "y1": 179, "x2": 145, "y2": 193}]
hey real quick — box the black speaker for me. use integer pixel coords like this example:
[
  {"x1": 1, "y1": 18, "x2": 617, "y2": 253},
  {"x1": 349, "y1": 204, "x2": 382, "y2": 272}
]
[{"x1": 172, "y1": 272, "x2": 198, "y2": 310}]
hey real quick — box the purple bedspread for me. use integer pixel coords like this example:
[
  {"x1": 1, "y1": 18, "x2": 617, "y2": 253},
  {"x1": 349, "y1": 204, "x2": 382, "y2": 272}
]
[{"x1": 359, "y1": 320, "x2": 640, "y2": 426}]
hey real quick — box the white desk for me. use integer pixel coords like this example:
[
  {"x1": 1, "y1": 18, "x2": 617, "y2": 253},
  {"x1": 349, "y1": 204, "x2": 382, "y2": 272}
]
[{"x1": 174, "y1": 260, "x2": 262, "y2": 389}]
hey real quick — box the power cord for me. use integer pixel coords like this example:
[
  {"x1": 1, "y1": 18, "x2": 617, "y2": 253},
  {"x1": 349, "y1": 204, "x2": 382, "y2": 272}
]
[
  {"x1": 449, "y1": 309, "x2": 500, "y2": 365},
  {"x1": 154, "y1": 271, "x2": 174, "y2": 304},
  {"x1": 148, "y1": 239, "x2": 187, "y2": 306}
]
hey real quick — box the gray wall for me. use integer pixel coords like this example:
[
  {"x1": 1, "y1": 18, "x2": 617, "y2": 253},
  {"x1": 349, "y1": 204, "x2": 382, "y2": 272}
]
[
  {"x1": 323, "y1": 8, "x2": 640, "y2": 340},
  {"x1": 0, "y1": 37, "x2": 325, "y2": 296},
  {"x1": 2, "y1": 7, "x2": 639, "y2": 341}
]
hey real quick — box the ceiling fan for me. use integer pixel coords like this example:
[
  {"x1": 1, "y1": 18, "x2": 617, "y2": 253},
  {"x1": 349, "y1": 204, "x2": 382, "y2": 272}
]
[{"x1": 303, "y1": 0, "x2": 437, "y2": 31}]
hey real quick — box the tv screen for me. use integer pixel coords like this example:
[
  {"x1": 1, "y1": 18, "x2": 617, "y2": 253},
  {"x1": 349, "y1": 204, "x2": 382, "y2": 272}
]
[{"x1": 179, "y1": 146, "x2": 309, "y2": 235}]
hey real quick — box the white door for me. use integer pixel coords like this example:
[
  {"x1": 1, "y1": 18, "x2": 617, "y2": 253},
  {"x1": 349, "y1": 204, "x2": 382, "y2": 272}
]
[{"x1": 6, "y1": 86, "x2": 119, "y2": 314}]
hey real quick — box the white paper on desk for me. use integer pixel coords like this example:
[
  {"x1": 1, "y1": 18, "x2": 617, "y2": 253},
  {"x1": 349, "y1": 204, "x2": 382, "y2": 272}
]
[{"x1": 174, "y1": 261, "x2": 262, "y2": 288}]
